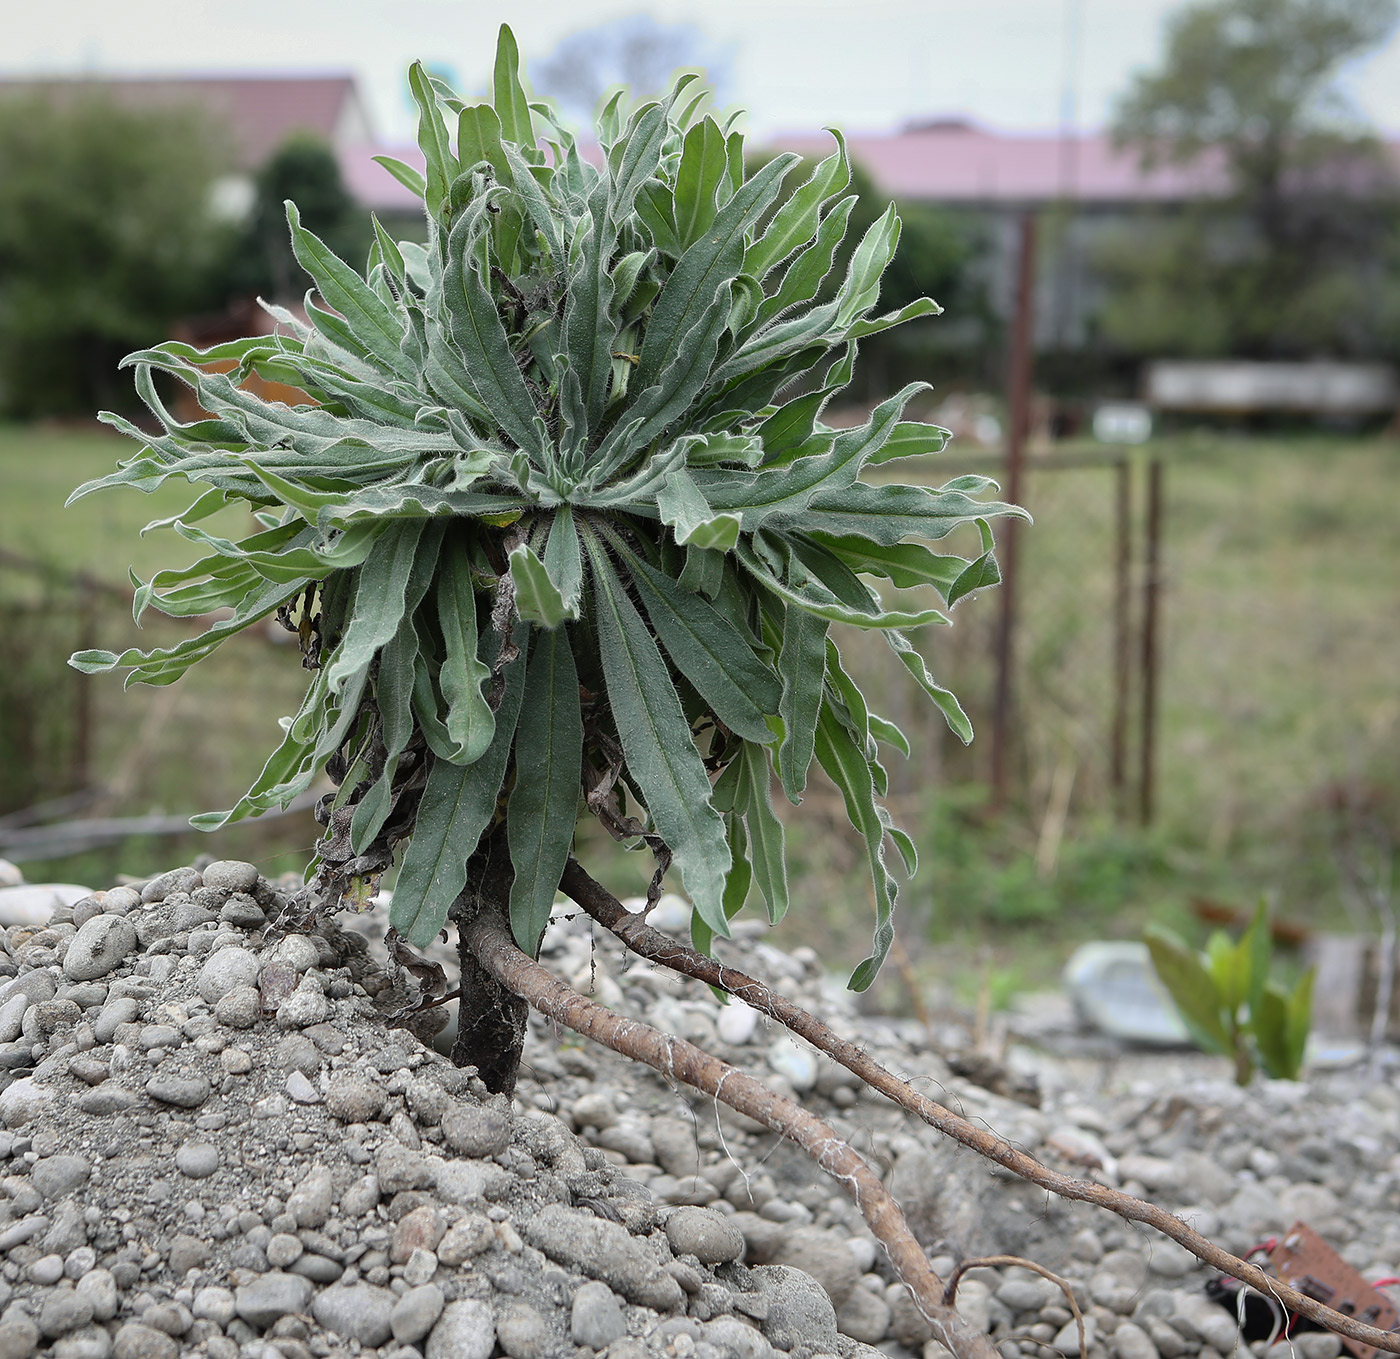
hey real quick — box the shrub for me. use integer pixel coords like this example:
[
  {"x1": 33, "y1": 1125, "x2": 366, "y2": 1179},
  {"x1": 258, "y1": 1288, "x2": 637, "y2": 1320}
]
[{"x1": 70, "y1": 26, "x2": 1023, "y2": 1005}]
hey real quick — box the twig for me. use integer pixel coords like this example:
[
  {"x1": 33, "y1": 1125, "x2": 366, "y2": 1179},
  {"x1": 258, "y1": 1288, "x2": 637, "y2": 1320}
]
[
  {"x1": 944, "y1": 1256, "x2": 1085, "y2": 1359},
  {"x1": 461, "y1": 905, "x2": 1000, "y2": 1359},
  {"x1": 557, "y1": 857, "x2": 1400, "y2": 1357}
]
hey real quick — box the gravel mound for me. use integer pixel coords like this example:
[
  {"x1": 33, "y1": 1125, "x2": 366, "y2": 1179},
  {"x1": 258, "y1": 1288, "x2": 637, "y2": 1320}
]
[{"x1": 0, "y1": 860, "x2": 1397, "y2": 1359}]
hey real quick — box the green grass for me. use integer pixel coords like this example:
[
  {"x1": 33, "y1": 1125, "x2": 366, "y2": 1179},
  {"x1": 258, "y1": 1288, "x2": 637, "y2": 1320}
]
[
  {"x1": 2, "y1": 423, "x2": 1397, "y2": 1004},
  {"x1": 0, "y1": 423, "x2": 311, "y2": 875}
]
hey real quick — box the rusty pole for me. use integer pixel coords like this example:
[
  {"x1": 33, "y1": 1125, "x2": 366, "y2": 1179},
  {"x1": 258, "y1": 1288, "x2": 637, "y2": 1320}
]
[
  {"x1": 1139, "y1": 458, "x2": 1164, "y2": 826},
  {"x1": 1109, "y1": 456, "x2": 1132, "y2": 810},
  {"x1": 990, "y1": 212, "x2": 1037, "y2": 808},
  {"x1": 73, "y1": 580, "x2": 96, "y2": 791}
]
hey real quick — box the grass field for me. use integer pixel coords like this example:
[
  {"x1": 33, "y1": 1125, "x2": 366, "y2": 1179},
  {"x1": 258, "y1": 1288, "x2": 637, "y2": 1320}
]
[{"x1": 2, "y1": 422, "x2": 1397, "y2": 999}]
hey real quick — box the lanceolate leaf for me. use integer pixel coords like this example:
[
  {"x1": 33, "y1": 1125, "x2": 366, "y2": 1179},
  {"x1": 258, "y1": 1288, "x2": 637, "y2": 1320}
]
[
  {"x1": 589, "y1": 538, "x2": 732, "y2": 936},
  {"x1": 509, "y1": 542, "x2": 575, "y2": 627},
  {"x1": 884, "y1": 629, "x2": 973, "y2": 744},
  {"x1": 436, "y1": 542, "x2": 495, "y2": 764},
  {"x1": 285, "y1": 203, "x2": 412, "y2": 379},
  {"x1": 326, "y1": 520, "x2": 427, "y2": 693},
  {"x1": 814, "y1": 699, "x2": 898, "y2": 992},
  {"x1": 619, "y1": 546, "x2": 781, "y2": 744},
  {"x1": 744, "y1": 132, "x2": 850, "y2": 280},
  {"x1": 508, "y1": 626, "x2": 584, "y2": 954},
  {"x1": 737, "y1": 740, "x2": 788, "y2": 923},
  {"x1": 774, "y1": 602, "x2": 829, "y2": 801},
  {"x1": 390, "y1": 627, "x2": 528, "y2": 947}
]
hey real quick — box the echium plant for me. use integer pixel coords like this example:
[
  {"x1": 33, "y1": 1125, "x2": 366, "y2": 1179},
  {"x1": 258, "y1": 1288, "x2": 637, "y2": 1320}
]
[{"x1": 71, "y1": 27, "x2": 1024, "y2": 1053}]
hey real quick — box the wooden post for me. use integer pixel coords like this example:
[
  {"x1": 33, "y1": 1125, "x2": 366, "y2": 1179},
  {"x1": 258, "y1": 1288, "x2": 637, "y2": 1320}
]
[
  {"x1": 1109, "y1": 457, "x2": 1132, "y2": 809},
  {"x1": 990, "y1": 212, "x2": 1037, "y2": 807},
  {"x1": 1139, "y1": 458, "x2": 1164, "y2": 826}
]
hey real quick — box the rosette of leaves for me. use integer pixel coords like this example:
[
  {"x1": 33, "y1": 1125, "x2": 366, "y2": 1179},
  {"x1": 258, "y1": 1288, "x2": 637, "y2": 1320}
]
[{"x1": 70, "y1": 26, "x2": 1025, "y2": 990}]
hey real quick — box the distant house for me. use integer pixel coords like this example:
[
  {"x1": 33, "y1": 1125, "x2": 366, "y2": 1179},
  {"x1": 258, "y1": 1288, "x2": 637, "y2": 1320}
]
[
  {"x1": 0, "y1": 74, "x2": 389, "y2": 225},
  {"x1": 0, "y1": 74, "x2": 372, "y2": 165}
]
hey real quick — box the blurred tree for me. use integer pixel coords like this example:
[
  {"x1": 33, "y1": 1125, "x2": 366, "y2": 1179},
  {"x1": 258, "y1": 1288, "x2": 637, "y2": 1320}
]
[
  {"x1": 758, "y1": 155, "x2": 995, "y2": 397},
  {"x1": 0, "y1": 93, "x2": 230, "y2": 418},
  {"x1": 532, "y1": 15, "x2": 730, "y2": 122},
  {"x1": 1101, "y1": 0, "x2": 1400, "y2": 360},
  {"x1": 225, "y1": 134, "x2": 371, "y2": 303}
]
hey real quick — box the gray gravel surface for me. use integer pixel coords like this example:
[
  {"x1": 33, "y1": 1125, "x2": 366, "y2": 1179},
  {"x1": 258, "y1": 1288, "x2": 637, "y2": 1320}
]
[{"x1": 0, "y1": 864, "x2": 1394, "y2": 1359}]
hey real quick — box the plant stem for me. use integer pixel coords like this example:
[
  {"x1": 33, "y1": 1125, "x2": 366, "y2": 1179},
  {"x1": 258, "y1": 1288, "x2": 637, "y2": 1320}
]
[
  {"x1": 450, "y1": 830, "x2": 528, "y2": 1095},
  {"x1": 558, "y1": 857, "x2": 1400, "y2": 1357}
]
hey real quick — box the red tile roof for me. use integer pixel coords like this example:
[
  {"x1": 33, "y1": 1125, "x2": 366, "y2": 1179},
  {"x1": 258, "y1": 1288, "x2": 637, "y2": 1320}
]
[
  {"x1": 0, "y1": 75, "x2": 369, "y2": 168},
  {"x1": 767, "y1": 121, "x2": 1230, "y2": 204}
]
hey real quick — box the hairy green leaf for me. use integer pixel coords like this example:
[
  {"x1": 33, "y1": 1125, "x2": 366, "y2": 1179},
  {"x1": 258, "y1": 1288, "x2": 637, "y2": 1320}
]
[
  {"x1": 390, "y1": 627, "x2": 528, "y2": 946},
  {"x1": 589, "y1": 537, "x2": 731, "y2": 936},
  {"x1": 508, "y1": 626, "x2": 583, "y2": 953}
]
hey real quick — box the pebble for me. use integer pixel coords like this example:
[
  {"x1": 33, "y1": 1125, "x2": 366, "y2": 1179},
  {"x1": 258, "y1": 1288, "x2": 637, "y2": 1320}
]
[
  {"x1": 199, "y1": 861, "x2": 259, "y2": 895},
  {"x1": 112, "y1": 1321, "x2": 178, "y2": 1359},
  {"x1": 233, "y1": 1272, "x2": 315, "y2": 1329},
  {"x1": 174, "y1": 1142, "x2": 220, "y2": 1179},
  {"x1": 312, "y1": 1282, "x2": 396, "y2": 1346},
  {"x1": 0, "y1": 1077, "x2": 57, "y2": 1127},
  {"x1": 62, "y1": 912, "x2": 138, "y2": 979},
  {"x1": 213, "y1": 986, "x2": 260, "y2": 1029},
  {"x1": 285, "y1": 1070, "x2": 321, "y2": 1104},
  {"x1": 144, "y1": 1072, "x2": 209, "y2": 1108},
  {"x1": 76, "y1": 1269, "x2": 118, "y2": 1321},
  {"x1": 441, "y1": 1102, "x2": 512, "y2": 1157},
  {"x1": 391, "y1": 1284, "x2": 446, "y2": 1344},
  {"x1": 191, "y1": 1287, "x2": 235, "y2": 1327},
  {"x1": 0, "y1": 1313, "x2": 40, "y2": 1358},
  {"x1": 219, "y1": 1047, "x2": 252, "y2": 1074},
  {"x1": 31, "y1": 1156, "x2": 91, "y2": 1199},
  {"x1": 426, "y1": 1299, "x2": 497, "y2": 1359},
  {"x1": 196, "y1": 947, "x2": 261, "y2": 1004},
  {"x1": 325, "y1": 1076, "x2": 385, "y2": 1124},
  {"x1": 571, "y1": 1280, "x2": 627, "y2": 1348},
  {"x1": 717, "y1": 1002, "x2": 760, "y2": 1045},
  {"x1": 288, "y1": 1167, "x2": 333, "y2": 1228},
  {"x1": 767, "y1": 1036, "x2": 818, "y2": 1091},
  {"x1": 666, "y1": 1207, "x2": 746, "y2": 1264},
  {"x1": 276, "y1": 988, "x2": 328, "y2": 1029}
]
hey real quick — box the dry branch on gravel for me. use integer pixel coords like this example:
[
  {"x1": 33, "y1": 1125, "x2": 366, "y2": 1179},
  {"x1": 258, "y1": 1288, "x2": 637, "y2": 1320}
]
[{"x1": 558, "y1": 857, "x2": 1400, "y2": 1358}]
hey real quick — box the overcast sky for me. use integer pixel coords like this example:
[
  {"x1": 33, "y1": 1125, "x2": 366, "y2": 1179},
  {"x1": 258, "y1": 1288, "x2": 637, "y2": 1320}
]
[{"x1": 9, "y1": 0, "x2": 1400, "y2": 142}]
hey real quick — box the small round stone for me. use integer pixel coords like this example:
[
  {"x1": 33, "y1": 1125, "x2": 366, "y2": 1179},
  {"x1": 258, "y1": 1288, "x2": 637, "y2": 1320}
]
[
  {"x1": 392, "y1": 1284, "x2": 446, "y2": 1345},
  {"x1": 63, "y1": 914, "x2": 138, "y2": 982},
  {"x1": 665, "y1": 1207, "x2": 745, "y2": 1264},
  {"x1": 441, "y1": 1104, "x2": 511, "y2": 1157},
  {"x1": 285, "y1": 1070, "x2": 321, "y2": 1104},
  {"x1": 30, "y1": 1155, "x2": 91, "y2": 1201},
  {"x1": 428, "y1": 1298, "x2": 501, "y2": 1359},
  {"x1": 175, "y1": 1143, "x2": 220, "y2": 1179},
  {"x1": 38, "y1": 1287, "x2": 94, "y2": 1339},
  {"x1": 311, "y1": 1282, "x2": 397, "y2": 1347},
  {"x1": 112, "y1": 1321, "x2": 179, "y2": 1359},
  {"x1": 144, "y1": 1072, "x2": 210, "y2": 1109},
  {"x1": 571, "y1": 1281, "x2": 627, "y2": 1349},
  {"x1": 266, "y1": 1233, "x2": 304, "y2": 1268},
  {"x1": 220, "y1": 1047, "x2": 252, "y2": 1075},
  {"x1": 276, "y1": 989, "x2": 328, "y2": 1029},
  {"x1": 29, "y1": 1252, "x2": 65, "y2": 1284},
  {"x1": 325, "y1": 1077, "x2": 386, "y2": 1124},
  {"x1": 213, "y1": 986, "x2": 260, "y2": 1029},
  {"x1": 199, "y1": 861, "x2": 259, "y2": 894},
  {"x1": 197, "y1": 947, "x2": 261, "y2": 1004}
]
